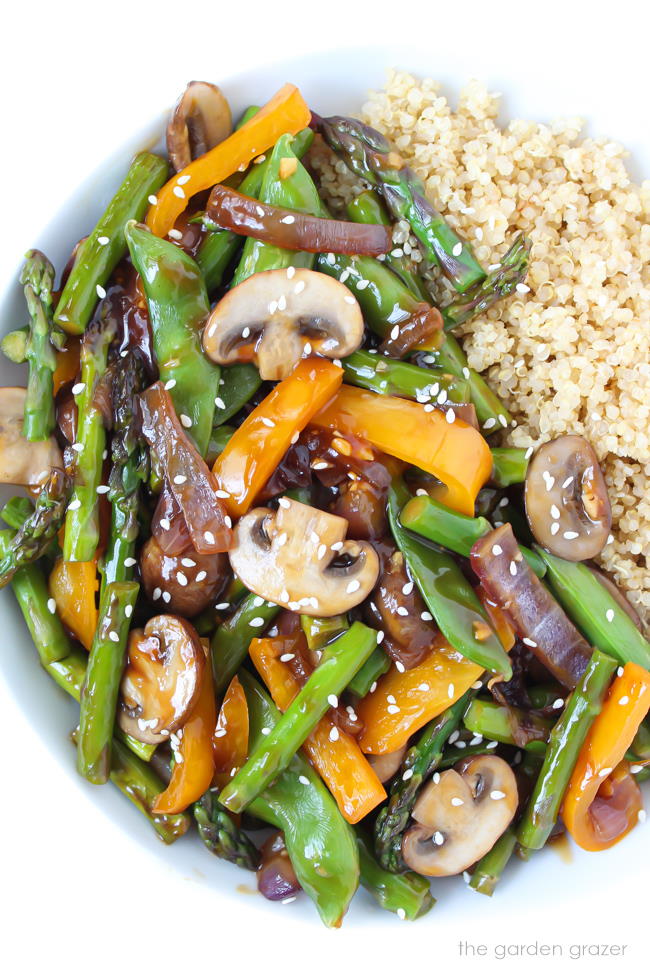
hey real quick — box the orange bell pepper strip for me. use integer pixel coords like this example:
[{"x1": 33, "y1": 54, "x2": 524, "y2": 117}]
[
  {"x1": 53, "y1": 337, "x2": 81, "y2": 394},
  {"x1": 49, "y1": 559, "x2": 98, "y2": 650},
  {"x1": 562, "y1": 662, "x2": 649, "y2": 851},
  {"x1": 357, "y1": 634, "x2": 483, "y2": 755},
  {"x1": 146, "y1": 84, "x2": 311, "y2": 238},
  {"x1": 153, "y1": 661, "x2": 217, "y2": 815},
  {"x1": 213, "y1": 675, "x2": 249, "y2": 790},
  {"x1": 476, "y1": 584, "x2": 516, "y2": 652},
  {"x1": 249, "y1": 637, "x2": 386, "y2": 823},
  {"x1": 213, "y1": 358, "x2": 343, "y2": 518},
  {"x1": 311, "y1": 385, "x2": 491, "y2": 516}
]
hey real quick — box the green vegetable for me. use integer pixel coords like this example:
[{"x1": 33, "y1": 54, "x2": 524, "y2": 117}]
[
  {"x1": 54, "y1": 152, "x2": 168, "y2": 334},
  {"x1": 206, "y1": 424, "x2": 235, "y2": 465},
  {"x1": 63, "y1": 318, "x2": 114, "y2": 562},
  {"x1": 469, "y1": 827, "x2": 518, "y2": 896},
  {"x1": 429, "y1": 333, "x2": 513, "y2": 431},
  {"x1": 1, "y1": 327, "x2": 28, "y2": 363},
  {"x1": 441, "y1": 234, "x2": 530, "y2": 330},
  {"x1": 342, "y1": 349, "x2": 470, "y2": 403},
  {"x1": 1, "y1": 497, "x2": 36, "y2": 531},
  {"x1": 518, "y1": 649, "x2": 617, "y2": 850},
  {"x1": 389, "y1": 481, "x2": 512, "y2": 678},
  {"x1": 211, "y1": 592, "x2": 279, "y2": 694},
  {"x1": 213, "y1": 363, "x2": 262, "y2": 426},
  {"x1": 374, "y1": 690, "x2": 474, "y2": 871},
  {"x1": 20, "y1": 250, "x2": 65, "y2": 440},
  {"x1": 220, "y1": 623, "x2": 378, "y2": 812},
  {"x1": 77, "y1": 581, "x2": 139, "y2": 784},
  {"x1": 194, "y1": 791, "x2": 260, "y2": 870},
  {"x1": 462, "y1": 698, "x2": 551, "y2": 753},
  {"x1": 318, "y1": 115, "x2": 485, "y2": 292},
  {"x1": 300, "y1": 614, "x2": 348, "y2": 651},
  {"x1": 356, "y1": 828, "x2": 435, "y2": 919},
  {"x1": 399, "y1": 493, "x2": 545, "y2": 576},
  {"x1": 124, "y1": 220, "x2": 220, "y2": 457},
  {"x1": 536, "y1": 548, "x2": 650, "y2": 671},
  {"x1": 241, "y1": 671, "x2": 359, "y2": 927},
  {"x1": 232, "y1": 133, "x2": 322, "y2": 286},
  {"x1": 0, "y1": 469, "x2": 71, "y2": 588},
  {"x1": 0, "y1": 528, "x2": 71, "y2": 665},
  {"x1": 490, "y1": 447, "x2": 530, "y2": 487},
  {"x1": 347, "y1": 646, "x2": 391, "y2": 698}
]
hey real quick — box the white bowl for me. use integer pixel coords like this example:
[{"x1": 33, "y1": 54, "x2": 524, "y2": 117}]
[{"x1": 1, "y1": 44, "x2": 647, "y2": 934}]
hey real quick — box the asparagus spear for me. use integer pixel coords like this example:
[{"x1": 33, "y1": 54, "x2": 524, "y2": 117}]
[
  {"x1": 441, "y1": 234, "x2": 530, "y2": 330},
  {"x1": 0, "y1": 528, "x2": 71, "y2": 665},
  {"x1": 388, "y1": 481, "x2": 512, "y2": 679},
  {"x1": 1, "y1": 497, "x2": 36, "y2": 531},
  {"x1": 356, "y1": 828, "x2": 435, "y2": 919},
  {"x1": 347, "y1": 190, "x2": 432, "y2": 301},
  {"x1": 427, "y1": 334, "x2": 513, "y2": 431},
  {"x1": 315, "y1": 114, "x2": 485, "y2": 292},
  {"x1": 342, "y1": 349, "x2": 470, "y2": 404},
  {"x1": 54, "y1": 152, "x2": 168, "y2": 334},
  {"x1": 211, "y1": 592, "x2": 280, "y2": 694},
  {"x1": 194, "y1": 790, "x2": 260, "y2": 871},
  {"x1": 347, "y1": 646, "x2": 391, "y2": 698},
  {"x1": 212, "y1": 363, "x2": 262, "y2": 426},
  {"x1": 0, "y1": 468, "x2": 71, "y2": 588},
  {"x1": 300, "y1": 614, "x2": 348, "y2": 651},
  {"x1": 535, "y1": 548, "x2": 650, "y2": 671},
  {"x1": 63, "y1": 315, "x2": 115, "y2": 562},
  {"x1": 517, "y1": 649, "x2": 617, "y2": 850},
  {"x1": 219, "y1": 623, "x2": 378, "y2": 812},
  {"x1": 77, "y1": 581, "x2": 139, "y2": 784},
  {"x1": 462, "y1": 698, "x2": 551, "y2": 753},
  {"x1": 20, "y1": 250, "x2": 66, "y2": 441},
  {"x1": 469, "y1": 827, "x2": 518, "y2": 896},
  {"x1": 399, "y1": 493, "x2": 546, "y2": 577},
  {"x1": 100, "y1": 351, "x2": 148, "y2": 595},
  {"x1": 490, "y1": 446, "x2": 530, "y2": 487},
  {"x1": 374, "y1": 690, "x2": 474, "y2": 872},
  {"x1": 125, "y1": 221, "x2": 220, "y2": 458},
  {"x1": 206, "y1": 424, "x2": 236, "y2": 466}
]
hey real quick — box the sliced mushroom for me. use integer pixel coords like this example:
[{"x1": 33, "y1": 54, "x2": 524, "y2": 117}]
[
  {"x1": 140, "y1": 536, "x2": 230, "y2": 617},
  {"x1": 368, "y1": 746, "x2": 407, "y2": 784},
  {"x1": 166, "y1": 81, "x2": 232, "y2": 172},
  {"x1": 202, "y1": 268, "x2": 364, "y2": 381},
  {"x1": 0, "y1": 387, "x2": 62, "y2": 486},
  {"x1": 257, "y1": 831, "x2": 301, "y2": 901},
  {"x1": 525, "y1": 435, "x2": 611, "y2": 560},
  {"x1": 118, "y1": 615, "x2": 205, "y2": 744},
  {"x1": 401, "y1": 755, "x2": 518, "y2": 877},
  {"x1": 229, "y1": 498, "x2": 379, "y2": 617}
]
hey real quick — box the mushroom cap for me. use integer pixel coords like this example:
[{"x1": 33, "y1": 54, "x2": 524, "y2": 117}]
[
  {"x1": 139, "y1": 536, "x2": 229, "y2": 617},
  {"x1": 202, "y1": 268, "x2": 364, "y2": 381},
  {"x1": 402, "y1": 755, "x2": 518, "y2": 877},
  {"x1": 0, "y1": 387, "x2": 62, "y2": 486},
  {"x1": 118, "y1": 614, "x2": 205, "y2": 744},
  {"x1": 166, "y1": 81, "x2": 232, "y2": 172},
  {"x1": 525, "y1": 434, "x2": 611, "y2": 561},
  {"x1": 368, "y1": 745, "x2": 407, "y2": 784},
  {"x1": 228, "y1": 498, "x2": 379, "y2": 617}
]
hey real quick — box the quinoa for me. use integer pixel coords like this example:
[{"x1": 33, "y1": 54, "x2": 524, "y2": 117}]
[{"x1": 311, "y1": 70, "x2": 650, "y2": 627}]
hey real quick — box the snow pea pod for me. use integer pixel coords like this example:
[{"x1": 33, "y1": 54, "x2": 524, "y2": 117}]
[
  {"x1": 125, "y1": 221, "x2": 220, "y2": 457},
  {"x1": 388, "y1": 480, "x2": 512, "y2": 679},
  {"x1": 240, "y1": 671, "x2": 359, "y2": 928}
]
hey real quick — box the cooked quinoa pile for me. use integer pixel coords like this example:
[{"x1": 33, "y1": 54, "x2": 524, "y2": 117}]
[{"x1": 310, "y1": 69, "x2": 650, "y2": 628}]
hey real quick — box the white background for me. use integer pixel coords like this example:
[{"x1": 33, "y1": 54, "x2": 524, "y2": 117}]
[{"x1": 1, "y1": 1, "x2": 649, "y2": 972}]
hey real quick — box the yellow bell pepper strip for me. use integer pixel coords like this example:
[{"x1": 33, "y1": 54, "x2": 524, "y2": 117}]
[
  {"x1": 53, "y1": 337, "x2": 81, "y2": 395},
  {"x1": 311, "y1": 385, "x2": 491, "y2": 516},
  {"x1": 213, "y1": 674, "x2": 249, "y2": 790},
  {"x1": 357, "y1": 634, "x2": 483, "y2": 755},
  {"x1": 146, "y1": 84, "x2": 311, "y2": 238},
  {"x1": 153, "y1": 661, "x2": 217, "y2": 814},
  {"x1": 213, "y1": 358, "x2": 343, "y2": 518},
  {"x1": 49, "y1": 558, "x2": 99, "y2": 650},
  {"x1": 249, "y1": 636, "x2": 386, "y2": 824},
  {"x1": 562, "y1": 662, "x2": 650, "y2": 851}
]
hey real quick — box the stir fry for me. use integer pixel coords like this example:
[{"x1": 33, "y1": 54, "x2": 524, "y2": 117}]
[{"x1": 1, "y1": 79, "x2": 648, "y2": 928}]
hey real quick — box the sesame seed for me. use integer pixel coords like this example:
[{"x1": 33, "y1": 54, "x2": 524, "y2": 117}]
[
  {"x1": 281, "y1": 215, "x2": 295, "y2": 224},
  {"x1": 97, "y1": 236, "x2": 109, "y2": 245},
  {"x1": 164, "y1": 379, "x2": 177, "y2": 390},
  {"x1": 152, "y1": 587, "x2": 162, "y2": 601},
  {"x1": 421, "y1": 611, "x2": 433, "y2": 621},
  {"x1": 452, "y1": 242, "x2": 463, "y2": 257},
  {"x1": 525, "y1": 445, "x2": 534, "y2": 459},
  {"x1": 433, "y1": 772, "x2": 440, "y2": 784},
  {"x1": 619, "y1": 695, "x2": 630, "y2": 705},
  {"x1": 294, "y1": 281, "x2": 305, "y2": 295},
  {"x1": 376, "y1": 630, "x2": 385, "y2": 644},
  {"x1": 172, "y1": 186, "x2": 185, "y2": 199},
  {"x1": 159, "y1": 518, "x2": 170, "y2": 531},
  {"x1": 346, "y1": 579, "x2": 361, "y2": 594},
  {"x1": 396, "y1": 607, "x2": 408, "y2": 617},
  {"x1": 402, "y1": 581, "x2": 414, "y2": 596},
  {"x1": 552, "y1": 698, "x2": 564, "y2": 709},
  {"x1": 563, "y1": 530, "x2": 579, "y2": 540},
  {"x1": 550, "y1": 522, "x2": 560, "y2": 536},
  {"x1": 215, "y1": 489, "x2": 230, "y2": 499},
  {"x1": 249, "y1": 617, "x2": 265, "y2": 627},
  {"x1": 298, "y1": 774, "x2": 310, "y2": 785},
  {"x1": 599, "y1": 767, "x2": 613, "y2": 778},
  {"x1": 448, "y1": 731, "x2": 460, "y2": 744},
  {"x1": 606, "y1": 609, "x2": 615, "y2": 622},
  {"x1": 278, "y1": 497, "x2": 290, "y2": 509},
  {"x1": 173, "y1": 474, "x2": 187, "y2": 485},
  {"x1": 490, "y1": 790, "x2": 506, "y2": 800},
  {"x1": 177, "y1": 572, "x2": 188, "y2": 587},
  {"x1": 331, "y1": 541, "x2": 343, "y2": 551},
  {"x1": 280, "y1": 653, "x2": 295, "y2": 663},
  {"x1": 639, "y1": 810, "x2": 647, "y2": 823},
  {"x1": 448, "y1": 683, "x2": 455, "y2": 699},
  {"x1": 516, "y1": 283, "x2": 530, "y2": 294},
  {"x1": 125, "y1": 604, "x2": 133, "y2": 618},
  {"x1": 195, "y1": 571, "x2": 207, "y2": 582},
  {"x1": 286, "y1": 266, "x2": 295, "y2": 279},
  {"x1": 180, "y1": 414, "x2": 192, "y2": 428},
  {"x1": 215, "y1": 603, "x2": 230, "y2": 611},
  {"x1": 356, "y1": 279, "x2": 369, "y2": 290},
  {"x1": 148, "y1": 195, "x2": 158, "y2": 206},
  {"x1": 486, "y1": 740, "x2": 499, "y2": 749},
  {"x1": 631, "y1": 765, "x2": 644, "y2": 774},
  {"x1": 96, "y1": 485, "x2": 110, "y2": 494},
  {"x1": 47, "y1": 598, "x2": 56, "y2": 614},
  {"x1": 204, "y1": 531, "x2": 215, "y2": 544},
  {"x1": 522, "y1": 637, "x2": 537, "y2": 647},
  {"x1": 168, "y1": 229, "x2": 183, "y2": 240},
  {"x1": 181, "y1": 558, "x2": 196, "y2": 568},
  {"x1": 329, "y1": 726, "x2": 340, "y2": 742},
  {"x1": 451, "y1": 797, "x2": 464, "y2": 806},
  {"x1": 108, "y1": 630, "x2": 119, "y2": 643},
  {"x1": 71, "y1": 382, "x2": 85, "y2": 395},
  {"x1": 492, "y1": 544, "x2": 503, "y2": 556},
  {"x1": 261, "y1": 728, "x2": 271, "y2": 736},
  {"x1": 418, "y1": 683, "x2": 430, "y2": 692},
  {"x1": 396, "y1": 909, "x2": 406, "y2": 921},
  {"x1": 96, "y1": 284, "x2": 106, "y2": 299},
  {"x1": 395, "y1": 661, "x2": 405, "y2": 673},
  {"x1": 483, "y1": 417, "x2": 496, "y2": 430},
  {"x1": 433, "y1": 830, "x2": 444, "y2": 845},
  {"x1": 215, "y1": 397, "x2": 226, "y2": 410},
  {"x1": 617, "y1": 666, "x2": 624, "y2": 677},
  {"x1": 124, "y1": 557, "x2": 136, "y2": 567},
  {"x1": 550, "y1": 504, "x2": 560, "y2": 519},
  {"x1": 446, "y1": 409, "x2": 455, "y2": 424},
  {"x1": 387, "y1": 705, "x2": 400, "y2": 714},
  {"x1": 509, "y1": 561, "x2": 517, "y2": 576},
  {"x1": 68, "y1": 498, "x2": 81, "y2": 510}
]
